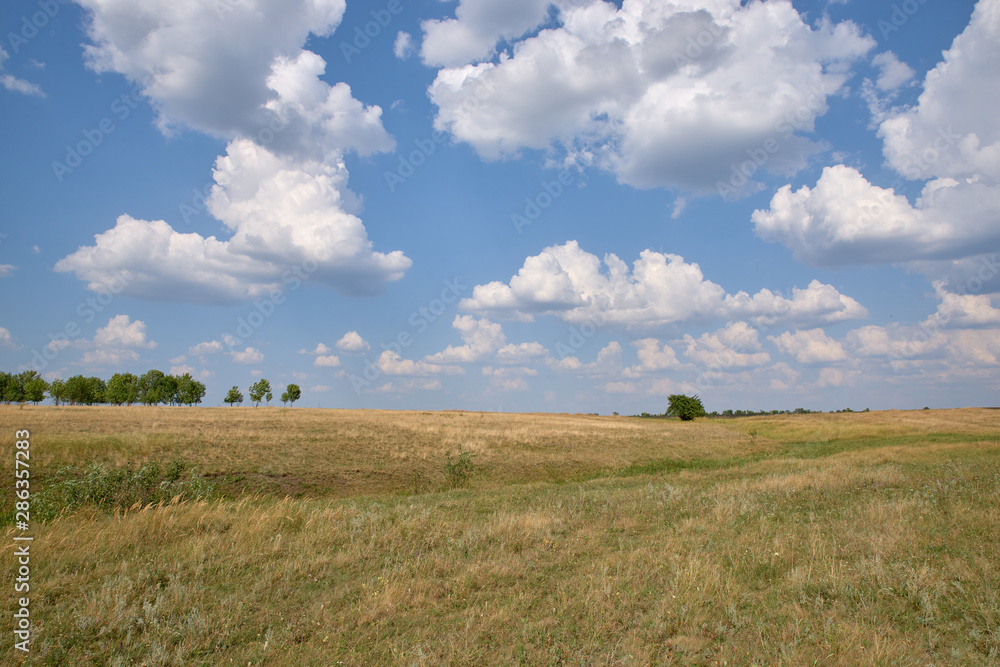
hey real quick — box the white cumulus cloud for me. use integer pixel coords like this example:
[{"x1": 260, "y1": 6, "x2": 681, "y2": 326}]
[
  {"x1": 754, "y1": 1, "x2": 1000, "y2": 276},
  {"x1": 426, "y1": 0, "x2": 873, "y2": 191},
  {"x1": 58, "y1": 0, "x2": 409, "y2": 304},
  {"x1": 0, "y1": 46, "x2": 43, "y2": 96},
  {"x1": 77, "y1": 315, "x2": 157, "y2": 367},
  {"x1": 752, "y1": 164, "x2": 1000, "y2": 266},
  {"x1": 682, "y1": 322, "x2": 771, "y2": 369},
  {"x1": 844, "y1": 324, "x2": 948, "y2": 361},
  {"x1": 629, "y1": 338, "x2": 682, "y2": 372},
  {"x1": 0, "y1": 327, "x2": 17, "y2": 348},
  {"x1": 56, "y1": 141, "x2": 411, "y2": 303},
  {"x1": 420, "y1": 0, "x2": 552, "y2": 67},
  {"x1": 394, "y1": 31, "x2": 415, "y2": 60},
  {"x1": 870, "y1": 51, "x2": 914, "y2": 91},
  {"x1": 76, "y1": 0, "x2": 346, "y2": 144},
  {"x1": 482, "y1": 365, "x2": 537, "y2": 392},
  {"x1": 460, "y1": 241, "x2": 867, "y2": 327},
  {"x1": 495, "y1": 341, "x2": 548, "y2": 364},
  {"x1": 923, "y1": 282, "x2": 1000, "y2": 329},
  {"x1": 425, "y1": 315, "x2": 507, "y2": 363},
  {"x1": 314, "y1": 355, "x2": 342, "y2": 368},
  {"x1": 231, "y1": 347, "x2": 264, "y2": 364},
  {"x1": 548, "y1": 341, "x2": 623, "y2": 377},
  {"x1": 93, "y1": 314, "x2": 156, "y2": 350},
  {"x1": 815, "y1": 367, "x2": 861, "y2": 388},
  {"x1": 768, "y1": 328, "x2": 847, "y2": 364},
  {"x1": 376, "y1": 351, "x2": 465, "y2": 377},
  {"x1": 190, "y1": 340, "x2": 224, "y2": 356},
  {"x1": 336, "y1": 331, "x2": 370, "y2": 353}
]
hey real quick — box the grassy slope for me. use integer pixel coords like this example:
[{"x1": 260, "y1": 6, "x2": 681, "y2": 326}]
[
  {"x1": 0, "y1": 406, "x2": 769, "y2": 497},
  {"x1": 1, "y1": 406, "x2": 998, "y2": 665}
]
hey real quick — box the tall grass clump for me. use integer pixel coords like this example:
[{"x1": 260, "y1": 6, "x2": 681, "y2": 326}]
[
  {"x1": 30, "y1": 459, "x2": 215, "y2": 522},
  {"x1": 444, "y1": 446, "x2": 475, "y2": 488}
]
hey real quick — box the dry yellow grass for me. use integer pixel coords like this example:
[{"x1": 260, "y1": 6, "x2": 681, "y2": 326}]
[
  {"x1": 0, "y1": 405, "x2": 769, "y2": 496},
  {"x1": 1, "y1": 407, "x2": 998, "y2": 665},
  {"x1": 734, "y1": 407, "x2": 1000, "y2": 443}
]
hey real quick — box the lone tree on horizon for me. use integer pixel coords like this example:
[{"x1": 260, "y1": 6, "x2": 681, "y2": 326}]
[{"x1": 666, "y1": 394, "x2": 706, "y2": 421}]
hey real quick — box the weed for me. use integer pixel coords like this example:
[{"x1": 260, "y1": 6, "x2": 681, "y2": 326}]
[
  {"x1": 165, "y1": 458, "x2": 187, "y2": 482},
  {"x1": 444, "y1": 447, "x2": 475, "y2": 488}
]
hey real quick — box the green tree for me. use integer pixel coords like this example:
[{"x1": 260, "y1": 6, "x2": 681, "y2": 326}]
[
  {"x1": 86, "y1": 377, "x2": 107, "y2": 405},
  {"x1": 48, "y1": 378, "x2": 66, "y2": 406},
  {"x1": 20, "y1": 371, "x2": 48, "y2": 404},
  {"x1": 224, "y1": 386, "x2": 244, "y2": 406},
  {"x1": 0, "y1": 372, "x2": 12, "y2": 404},
  {"x1": 666, "y1": 394, "x2": 706, "y2": 421},
  {"x1": 281, "y1": 383, "x2": 301, "y2": 407},
  {"x1": 1, "y1": 371, "x2": 24, "y2": 404},
  {"x1": 249, "y1": 379, "x2": 272, "y2": 407},
  {"x1": 61, "y1": 375, "x2": 106, "y2": 405},
  {"x1": 191, "y1": 379, "x2": 207, "y2": 405},
  {"x1": 64, "y1": 375, "x2": 90, "y2": 405},
  {"x1": 162, "y1": 375, "x2": 179, "y2": 405},
  {"x1": 105, "y1": 372, "x2": 139, "y2": 405},
  {"x1": 137, "y1": 370, "x2": 170, "y2": 405},
  {"x1": 175, "y1": 373, "x2": 206, "y2": 405}
]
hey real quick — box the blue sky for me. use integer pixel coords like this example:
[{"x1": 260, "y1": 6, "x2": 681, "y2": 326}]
[{"x1": 1, "y1": 0, "x2": 997, "y2": 412}]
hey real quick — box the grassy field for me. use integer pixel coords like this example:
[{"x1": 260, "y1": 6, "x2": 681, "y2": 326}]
[{"x1": 1, "y1": 406, "x2": 998, "y2": 665}]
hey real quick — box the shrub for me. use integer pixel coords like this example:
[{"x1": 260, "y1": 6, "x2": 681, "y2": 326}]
[{"x1": 444, "y1": 447, "x2": 475, "y2": 488}]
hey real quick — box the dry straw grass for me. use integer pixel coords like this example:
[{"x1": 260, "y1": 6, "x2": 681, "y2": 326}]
[
  {"x1": 0, "y1": 406, "x2": 762, "y2": 495},
  {"x1": 1, "y1": 406, "x2": 998, "y2": 665}
]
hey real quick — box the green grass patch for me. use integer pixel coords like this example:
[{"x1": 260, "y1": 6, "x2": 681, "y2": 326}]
[{"x1": 16, "y1": 459, "x2": 217, "y2": 523}]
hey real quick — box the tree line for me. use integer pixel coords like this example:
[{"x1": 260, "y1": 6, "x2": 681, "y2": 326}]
[
  {"x1": 635, "y1": 404, "x2": 869, "y2": 419},
  {"x1": 0, "y1": 369, "x2": 207, "y2": 406},
  {"x1": 0, "y1": 369, "x2": 304, "y2": 408},
  {"x1": 0, "y1": 370, "x2": 48, "y2": 404}
]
